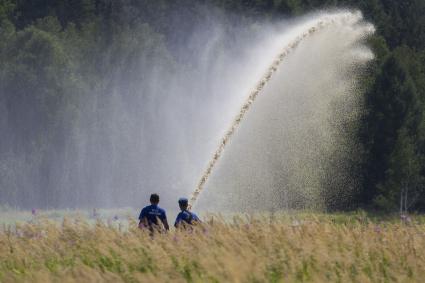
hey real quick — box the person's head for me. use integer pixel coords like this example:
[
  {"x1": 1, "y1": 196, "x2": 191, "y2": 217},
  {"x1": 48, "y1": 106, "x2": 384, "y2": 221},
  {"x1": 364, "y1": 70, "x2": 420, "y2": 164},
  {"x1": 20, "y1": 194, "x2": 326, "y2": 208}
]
[
  {"x1": 150, "y1": 193, "x2": 160, "y2": 205},
  {"x1": 178, "y1": 197, "x2": 189, "y2": 211}
]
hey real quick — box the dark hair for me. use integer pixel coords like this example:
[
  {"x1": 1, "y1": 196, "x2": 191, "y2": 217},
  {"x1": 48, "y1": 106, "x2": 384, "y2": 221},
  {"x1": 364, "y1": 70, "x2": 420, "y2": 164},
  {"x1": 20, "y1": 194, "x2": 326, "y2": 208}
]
[
  {"x1": 150, "y1": 193, "x2": 160, "y2": 203},
  {"x1": 178, "y1": 198, "x2": 188, "y2": 206}
]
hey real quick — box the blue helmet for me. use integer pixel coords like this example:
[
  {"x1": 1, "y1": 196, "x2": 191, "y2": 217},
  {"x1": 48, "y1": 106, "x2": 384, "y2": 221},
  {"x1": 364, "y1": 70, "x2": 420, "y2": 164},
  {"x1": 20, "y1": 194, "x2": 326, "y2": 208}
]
[{"x1": 178, "y1": 197, "x2": 189, "y2": 206}]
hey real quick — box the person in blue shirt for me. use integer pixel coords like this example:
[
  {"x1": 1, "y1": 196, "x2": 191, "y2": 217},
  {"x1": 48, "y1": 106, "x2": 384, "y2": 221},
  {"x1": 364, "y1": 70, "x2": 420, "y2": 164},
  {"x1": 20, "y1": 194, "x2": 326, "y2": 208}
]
[
  {"x1": 139, "y1": 193, "x2": 169, "y2": 231},
  {"x1": 174, "y1": 197, "x2": 200, "y2": 228}
]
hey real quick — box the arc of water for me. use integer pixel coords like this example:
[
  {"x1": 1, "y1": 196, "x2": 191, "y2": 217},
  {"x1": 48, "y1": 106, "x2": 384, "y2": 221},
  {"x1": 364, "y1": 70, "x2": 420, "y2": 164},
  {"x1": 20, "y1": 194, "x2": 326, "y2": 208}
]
[{"x1": 188, "y1": 13, "x2": 362, "y2": 210}]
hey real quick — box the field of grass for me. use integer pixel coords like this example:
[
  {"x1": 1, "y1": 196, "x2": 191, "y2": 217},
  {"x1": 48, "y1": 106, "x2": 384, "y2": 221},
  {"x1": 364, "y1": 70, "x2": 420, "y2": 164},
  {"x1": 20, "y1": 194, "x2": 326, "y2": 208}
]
[{"x1": 0, "y1": 211, "x2": 425, "y2": 282}]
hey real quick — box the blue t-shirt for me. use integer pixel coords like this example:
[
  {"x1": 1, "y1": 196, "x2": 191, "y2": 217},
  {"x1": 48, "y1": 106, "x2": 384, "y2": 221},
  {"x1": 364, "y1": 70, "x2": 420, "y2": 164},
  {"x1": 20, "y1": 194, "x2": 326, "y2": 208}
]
[
  {"x1": 174, "y1": 210, "x2": 199, "y2": 227},
  {"x1": 139, "y1": 204, "x2": 167, "y2": 226}
]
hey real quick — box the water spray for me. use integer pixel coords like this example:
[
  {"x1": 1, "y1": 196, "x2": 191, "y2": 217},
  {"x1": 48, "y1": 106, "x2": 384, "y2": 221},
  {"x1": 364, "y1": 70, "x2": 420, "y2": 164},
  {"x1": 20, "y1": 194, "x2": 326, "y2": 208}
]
[{"x1": 188, "y1": 11, "x2": 373, "y2": 210}]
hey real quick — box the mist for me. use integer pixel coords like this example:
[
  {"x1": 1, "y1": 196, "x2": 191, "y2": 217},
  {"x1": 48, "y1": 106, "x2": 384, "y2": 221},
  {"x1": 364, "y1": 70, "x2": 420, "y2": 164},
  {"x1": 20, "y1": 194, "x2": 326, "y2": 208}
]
[
  {"x1": 197, "y1": 11, "x2": 375, "y2": 212},
  {"x1": 0, "y1": 4, "x2": 373, "y2": 211}
]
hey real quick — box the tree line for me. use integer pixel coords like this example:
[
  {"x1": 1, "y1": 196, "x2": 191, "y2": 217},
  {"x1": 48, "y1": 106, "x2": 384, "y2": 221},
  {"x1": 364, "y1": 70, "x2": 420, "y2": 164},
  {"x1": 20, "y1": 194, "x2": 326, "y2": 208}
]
[{"x1": 0, "y1": 0, "x2": 424, "y2": 212}]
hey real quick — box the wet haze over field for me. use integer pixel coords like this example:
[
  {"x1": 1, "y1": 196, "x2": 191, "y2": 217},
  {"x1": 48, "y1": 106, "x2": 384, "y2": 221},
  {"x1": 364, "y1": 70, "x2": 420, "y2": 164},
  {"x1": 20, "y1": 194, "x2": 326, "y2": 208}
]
[
  {"x1": 0, "y1": 7, "x2": 374, "y2": 211},
  {"x1": 192, "y1": 12, "x2": 374, "y2": 211}
]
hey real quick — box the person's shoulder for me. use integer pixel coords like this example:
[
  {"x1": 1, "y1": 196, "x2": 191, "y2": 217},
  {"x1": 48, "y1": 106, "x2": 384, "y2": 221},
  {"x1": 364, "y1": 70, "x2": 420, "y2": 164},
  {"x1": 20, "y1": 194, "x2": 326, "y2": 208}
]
[
  {"x1": 183, "y1": 211, "x2": 193, "y2": 219},
  {"x1": 175, "y1": 211, "x2": 185, "y2": 220},
  {"x1": 158, "y1": 206, "x2": 166, "y2": 214},
  {"x1": 177, "y1": 211, "x2": 187, "y2": 221},
  {"x1": 191, "y1": 212, "x2": 200, "y2": 220},
  {"x1": 139, "y1": 205, "x2": 149, "y2": 218}
]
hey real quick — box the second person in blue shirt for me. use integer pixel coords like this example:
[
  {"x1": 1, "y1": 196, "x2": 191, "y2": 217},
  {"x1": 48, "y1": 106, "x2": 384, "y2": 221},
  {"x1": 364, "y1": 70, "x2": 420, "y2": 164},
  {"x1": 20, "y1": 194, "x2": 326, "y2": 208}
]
[{"x1": 174, "y1": 197, "x2": 200, "y2": 228}]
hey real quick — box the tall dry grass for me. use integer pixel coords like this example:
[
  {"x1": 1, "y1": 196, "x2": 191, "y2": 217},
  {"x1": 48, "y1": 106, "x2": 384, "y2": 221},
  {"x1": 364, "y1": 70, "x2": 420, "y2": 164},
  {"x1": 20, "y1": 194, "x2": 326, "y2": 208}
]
[{"x1": 0, "y1": 214, "x2": 424, "y2": 282}]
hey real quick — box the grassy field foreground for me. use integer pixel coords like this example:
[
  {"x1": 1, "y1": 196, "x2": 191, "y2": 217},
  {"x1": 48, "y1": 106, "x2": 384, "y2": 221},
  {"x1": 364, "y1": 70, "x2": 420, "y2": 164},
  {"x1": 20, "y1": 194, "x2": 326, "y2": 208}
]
[{"x1": 0, "y1": 214, "x2": 425, "y2": 282}]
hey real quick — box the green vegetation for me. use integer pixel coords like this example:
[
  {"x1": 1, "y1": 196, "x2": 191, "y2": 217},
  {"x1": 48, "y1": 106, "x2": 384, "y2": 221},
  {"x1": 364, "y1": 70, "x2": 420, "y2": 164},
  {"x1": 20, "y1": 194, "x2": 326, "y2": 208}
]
[{"x1": 0, "y1": 0, "x2": 425, "y2": 211}]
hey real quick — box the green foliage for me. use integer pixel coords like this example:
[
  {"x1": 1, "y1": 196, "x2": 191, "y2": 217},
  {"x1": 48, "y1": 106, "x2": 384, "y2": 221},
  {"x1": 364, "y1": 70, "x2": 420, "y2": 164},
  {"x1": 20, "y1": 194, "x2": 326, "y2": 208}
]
[{"x1": 362, "y1": 52, "x2": 425, "y2": 211}]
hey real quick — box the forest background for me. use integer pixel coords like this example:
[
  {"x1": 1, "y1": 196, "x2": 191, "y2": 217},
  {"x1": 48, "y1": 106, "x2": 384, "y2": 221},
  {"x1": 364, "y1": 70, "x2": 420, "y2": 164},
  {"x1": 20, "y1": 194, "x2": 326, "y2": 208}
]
[{"x1": 0, "y1": 0, "x2": 424, "y2": 212}]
